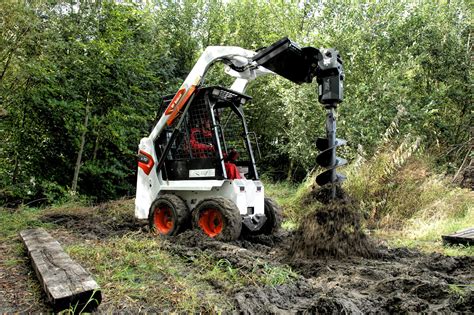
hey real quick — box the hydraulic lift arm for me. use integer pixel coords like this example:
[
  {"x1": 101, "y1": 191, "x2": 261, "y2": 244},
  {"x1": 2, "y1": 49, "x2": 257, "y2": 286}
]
[
  {"x1": 149, "y1": 46, "x2": 271, "y2": 141},
  {"x1": 252, "y1": 38, "x2": 346, "y2": 199}
]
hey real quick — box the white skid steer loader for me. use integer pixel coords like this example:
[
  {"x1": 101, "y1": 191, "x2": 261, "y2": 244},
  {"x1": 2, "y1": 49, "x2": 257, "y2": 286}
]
[{"x1": 135, "y1": 38, "x2": 345, "y2": 241}]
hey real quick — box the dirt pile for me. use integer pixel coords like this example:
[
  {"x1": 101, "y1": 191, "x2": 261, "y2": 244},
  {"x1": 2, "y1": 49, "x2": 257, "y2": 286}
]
[{"x1": 290, "y1": 186, "x2": 377, "y2": 259}]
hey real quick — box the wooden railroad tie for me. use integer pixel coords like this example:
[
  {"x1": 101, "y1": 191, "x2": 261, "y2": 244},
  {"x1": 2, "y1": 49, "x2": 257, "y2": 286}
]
[
  {"x1": 442, "y1": 227, "x2": 474, "y2": 246},
  {"x1": 19, "y1": 228, "x2": 102, "y2": 312}
]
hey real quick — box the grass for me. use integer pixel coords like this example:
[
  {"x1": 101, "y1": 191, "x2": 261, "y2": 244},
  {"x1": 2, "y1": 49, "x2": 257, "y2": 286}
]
[
  {"x1": 447, "y1": 283, "x2": 474, "y2": 306},
  {"x1": 64, "y1": 234, "x2": 298, "y2": 312},
  {"x1": 193, "y1": 254, "x2": 298, "y2": 292},
  {"x1": 0, "y1": 205, "x2": 53, "y2": 312},
  {"x1": 345, "y1": 146, "x2": 473, "y2": 256},
  {"x1": 260, "y1": 263, "x2": 299, "y2": 286},
  {"x1": 65, "y1": 235, "x2": 232, "y2": 313},
  {"x1": 264, "y1": 176, "x2": 317, "y2": 229},
  {"x1": 0, "y1": 206, "x2": 52, "y2": 242},
  {"x1": 378, "y1": 200, "x2": 473, "y2": 256}
]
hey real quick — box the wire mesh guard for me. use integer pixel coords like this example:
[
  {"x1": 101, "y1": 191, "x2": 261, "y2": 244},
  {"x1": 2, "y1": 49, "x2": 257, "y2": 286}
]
[
  {"x1": 159, "y1": 91, "x2": 249, "y2": 163},
  {"x1": 214, "y1": 106, "x2": 249, "y2": 162}
]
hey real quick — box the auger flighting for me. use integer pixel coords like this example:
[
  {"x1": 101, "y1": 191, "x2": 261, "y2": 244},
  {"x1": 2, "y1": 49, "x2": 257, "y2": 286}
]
[{"x1": 315, "y1": 49, "x2": 346, "y2": 200}]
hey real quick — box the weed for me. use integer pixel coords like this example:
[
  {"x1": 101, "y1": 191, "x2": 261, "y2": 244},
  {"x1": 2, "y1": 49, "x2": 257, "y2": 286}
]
[
  {"x1": 261, "y1": 263, "x2": 298, "y2": 287},
  {"x1": 193, "y1": 253, "x2": 298, "y2": 293},
  {"x1": 59, "y1": 289, "x2": 100, "y2": 315},
  {"x1": 378, "y1": 231, "x2": 474, "y2": 256},
  {"x1": 448, "y1": 284, "x2": 468, "y2": 304}
]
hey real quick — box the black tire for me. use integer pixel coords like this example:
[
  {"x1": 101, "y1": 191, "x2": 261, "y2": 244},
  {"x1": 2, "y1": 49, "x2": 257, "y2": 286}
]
[
  {"x1": 149, "y1": 194, "x2": 189, "y2": 236},
  {"x1": 258, "y1": 198, "x2": 283, "y2": 235},
  {"x1": 192, "y1": 197, "x2": 242, "y2": 241}
]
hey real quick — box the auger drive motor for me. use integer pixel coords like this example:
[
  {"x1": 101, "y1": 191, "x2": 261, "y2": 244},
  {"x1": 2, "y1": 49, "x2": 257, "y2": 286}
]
[{"x1": 135, "y1": 37, "x2": 346, "y2": 241}]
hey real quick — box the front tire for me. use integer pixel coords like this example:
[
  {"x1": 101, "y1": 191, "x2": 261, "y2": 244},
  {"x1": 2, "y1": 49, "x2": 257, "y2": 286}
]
[
  {"x1": 259, "y1": 198, "x2": 283, "y2": 235},
  {"x1": 149, "y1": 194, "x2": 189, "y2": 236},
  {"x1": 192, "y1": 197, "x2": 242, "y2": 241}
]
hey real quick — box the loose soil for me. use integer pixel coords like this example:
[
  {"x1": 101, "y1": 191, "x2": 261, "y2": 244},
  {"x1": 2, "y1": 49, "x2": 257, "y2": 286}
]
[
  {"x1": 2, "y1": 199, "x2": 473, "y2": 313},
  {"x1": 289, "y1": 202, "x2": 377, "y2": 259}
]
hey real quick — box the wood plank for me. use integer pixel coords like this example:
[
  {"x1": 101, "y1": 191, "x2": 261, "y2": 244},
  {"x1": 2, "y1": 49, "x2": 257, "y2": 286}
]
[
  {"x1": 442, "y1": 227, "x2": 474, "y2": 246},
  {"x1": 20, "y1": 228, "x2": 101, "y2": 312}
]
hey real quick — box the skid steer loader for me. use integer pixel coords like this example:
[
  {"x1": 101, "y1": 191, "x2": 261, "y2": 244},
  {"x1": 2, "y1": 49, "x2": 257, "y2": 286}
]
[{"x1": 135, "y1": 37, "x2": 345, "y2": 241}]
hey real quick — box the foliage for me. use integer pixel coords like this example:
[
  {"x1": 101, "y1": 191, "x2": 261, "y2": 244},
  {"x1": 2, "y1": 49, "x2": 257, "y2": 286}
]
[
  {"x1": 0, "y1": 0, "x2": 471, "y2": 204},
  {"x1": 344, "y1": 138, "x2": 473, "y2": 230}
]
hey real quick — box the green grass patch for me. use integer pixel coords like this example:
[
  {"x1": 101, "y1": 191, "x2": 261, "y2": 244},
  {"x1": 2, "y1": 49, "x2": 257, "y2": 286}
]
[
  {"x1": 383, "y1": 177, "x2": 474, "y2": 256},
  {"x1": 0, "y1": 207, "x2": 52, "y2": 242},
  {"x1": 0, "y1": 206, "x2": 56, "y2": 311},
  {"x1": 65, "y1": 235, "x2": 233, "y2": 313},
  {"x1": 193, "y1": 254, "x2": 298, "y2": 292},
  {"x1": 263, "y1": 177, "x2": 317, "y2": 229},
  {"x1": 260, "y1": 263, "x2": 299, "y2": 286}
]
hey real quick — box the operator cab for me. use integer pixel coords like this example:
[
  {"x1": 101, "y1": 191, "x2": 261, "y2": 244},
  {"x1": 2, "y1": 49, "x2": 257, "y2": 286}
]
[{"x1": 155, "y1": 86, "x2": 257, "y2": 181}]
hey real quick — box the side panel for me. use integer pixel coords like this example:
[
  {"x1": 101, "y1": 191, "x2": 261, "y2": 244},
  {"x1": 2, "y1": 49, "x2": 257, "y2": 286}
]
[{"x1": 135, "y1": 137, "x2": 161, "y2": 219}]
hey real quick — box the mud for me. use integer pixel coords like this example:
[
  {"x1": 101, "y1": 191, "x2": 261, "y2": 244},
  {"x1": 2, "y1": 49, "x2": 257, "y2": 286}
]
[
  {"x1": 165, "y1": 230, "x2": 473, "y2": 314},
  {"x1": 39, "y1": 200, "x2": 474, "y2": 314},
  {"x1": 41, "y1": 200, "x2": 147, "y2": 239}
]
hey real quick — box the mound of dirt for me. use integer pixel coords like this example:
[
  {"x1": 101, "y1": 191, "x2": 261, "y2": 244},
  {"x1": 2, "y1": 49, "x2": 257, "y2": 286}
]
[{"x1": 290, "y1": 187, "x2": 377, "y2": 259}]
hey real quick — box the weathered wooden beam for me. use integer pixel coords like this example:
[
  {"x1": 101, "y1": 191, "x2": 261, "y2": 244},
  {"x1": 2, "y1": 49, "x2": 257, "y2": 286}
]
[
  {"x1": 20, "y1": 228, "x2": 101, "y2": 312},
  {"x1": 442, "y1": 227, "x2": 474, "y2": 246}
]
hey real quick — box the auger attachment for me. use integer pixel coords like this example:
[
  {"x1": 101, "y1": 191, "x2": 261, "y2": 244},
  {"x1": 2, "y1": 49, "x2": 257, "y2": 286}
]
[{"x1": 315, "y1": 49, "x2": 346, "y2": 200}]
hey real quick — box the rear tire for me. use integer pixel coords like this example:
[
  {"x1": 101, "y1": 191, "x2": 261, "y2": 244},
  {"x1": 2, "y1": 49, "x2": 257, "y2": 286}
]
[
  {"x1": 258, "y1": 198, "x2": 282, "y2": 235},
  {"x1": 149, "y1": 194, "x2": 189, "y2": 236},
  {"x1": 192, "y1": 197, "x2": 242, "y2": 241}
]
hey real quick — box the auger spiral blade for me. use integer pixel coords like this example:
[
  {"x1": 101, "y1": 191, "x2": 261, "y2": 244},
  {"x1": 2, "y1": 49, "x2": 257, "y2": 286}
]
[
  {"x1": 315, "y1": 108, "x2": 346, "y2": 200},
  {"x1": 315, "y1": 138, "x2": 347, "y2": 167}
]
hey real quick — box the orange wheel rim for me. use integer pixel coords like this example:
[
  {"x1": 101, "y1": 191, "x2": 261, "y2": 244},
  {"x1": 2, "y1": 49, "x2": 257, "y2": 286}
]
[
  {"x1": 198, "y1": 209, "x2": 223, "y2": 237},
  {"x1": 153, "y1": 206, "x2": 174, "y2": 234}
]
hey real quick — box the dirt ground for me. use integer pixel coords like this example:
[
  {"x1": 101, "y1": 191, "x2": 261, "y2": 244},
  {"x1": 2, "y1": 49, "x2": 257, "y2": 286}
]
[
  {"x1": 164, "y1": 230, "x2": 473, "y2": 313},
  {"x1": 1, "y1": 201, "x2": 473, "y2": 313}
]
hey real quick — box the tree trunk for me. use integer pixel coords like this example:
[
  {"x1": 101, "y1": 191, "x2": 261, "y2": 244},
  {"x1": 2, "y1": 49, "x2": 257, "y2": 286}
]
[
  {"x1": 92, "y1": 133, "x2": 99, "y2": 162},
  {"x1": 71, "y1": 101, "x2": 90, "y2": 193},
  {"x1": 12, "y1": 104, "x2": 27, "y2": 185},
  {"x1": 287, "y1": 159, "x2": 294, "y2": 182}
]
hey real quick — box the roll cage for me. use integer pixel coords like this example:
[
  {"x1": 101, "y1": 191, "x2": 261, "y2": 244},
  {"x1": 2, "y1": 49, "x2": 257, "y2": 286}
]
[{"x1": 155, "y1": 86, "x2": 257, "y2": 181}]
